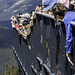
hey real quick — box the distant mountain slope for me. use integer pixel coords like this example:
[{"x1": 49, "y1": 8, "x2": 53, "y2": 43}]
[
  {"x1": 0, "y1": 0, "x2": 18, "y2": 12},
  {"x1": 0, "y1": 0, "x2": 41, "y2": 21},
  {"x1": 0, "y1": 0, "x2": 41, "y2": 48}
]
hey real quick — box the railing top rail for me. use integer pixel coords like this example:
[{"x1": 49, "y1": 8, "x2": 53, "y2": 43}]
[
  {"x1": 36, "y1": 12, "x2": 55, "y2": 20},
  {"x1": 36, "y1": 12, "x2": 75, "y2": 25}
]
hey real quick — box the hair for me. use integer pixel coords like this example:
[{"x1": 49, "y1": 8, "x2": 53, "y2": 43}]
[
  {"x1": 35, "y1": 6, "x2": 40, "y2": 12},
  {"x1": 39, "y1": 4, "x2": 43, "y2": 10},
  {"x1": 68, "y1": 4, "x2": 74, "y2": 11},
  {"x1": 18, "y1": 13, "x2": 22, "y2": 15},
  {"x1": 49, "y1": 3, "x2": 67, "y2": 20},
  {"x1": 23, "y1": 19, "x2": 30, "y2": 26},
  {"x1": 30, "y1": 10, "x2": 35, "y2": 16},
  {"x1": 39, "y1": 4, "x2": 42, "y2": 7},
  {"x1": 16, "y1": 13, "x2": 22, "y2": 22},
  {"x1": 35, "y1": 5, "x2": 42, "y2": 12},
  {"x1": 11, "y1": 16, "x2": 15, "y2": 20}
]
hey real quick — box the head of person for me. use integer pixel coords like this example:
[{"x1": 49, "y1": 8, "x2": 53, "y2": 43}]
[
  {"x1": 35, "y1": 6, "x2": 42, "y2": 12},
  {"x1": 11, "y1": 16, "x2": 17, "y2": 22},
  {"x1": 70, "y1": 0, "x2": 75, "y2": 11},
  {"x1": 30, "y1": 10, "x2": 34, "y2": 15},
  {"x1": 22, "y1": 19, "x2": 30, "y2": 27},
  {"x1": 30, "y1": 10, "x2": 35, "y2": 19},
  {"x1": 52, "y1": 3, "x2": 66, "y2": 15},
  {"x1": 16, "y1": 13, "x2": 22, "y2": 18},
  {"x1": 16, "y1": 13, "x2": 22, "y2": 22},
  {"x1": 51, "y1": 3, "x2": 67, "y2": 21},
  {"x1": 70, "y1": 0, "x2": 75, "y2": 6},
  {"x1": 68, "y1": 4, "x2": 74, "y2": 11}
]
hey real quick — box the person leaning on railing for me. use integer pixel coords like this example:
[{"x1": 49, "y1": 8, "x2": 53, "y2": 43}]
[
  {"x1": 11, "y1": 14, "x2": 31, "y2": 39},
  {"x1": 29, "y1": 5, "x2": 43, "y2": 26},
  {"x1": 30, "y1": 10, "x2": 36, "y2": 27},
  {"x1": 11, "y1": 16, "x2": 26, "y2": 38}
]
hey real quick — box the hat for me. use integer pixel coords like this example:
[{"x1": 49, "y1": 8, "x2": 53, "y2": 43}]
[
  {"x1": 20, "y1": 13, "x2": 30, "y2": 19},
  {"x1": 42, "y1": 0, "x2": 57, "y2": 11}
]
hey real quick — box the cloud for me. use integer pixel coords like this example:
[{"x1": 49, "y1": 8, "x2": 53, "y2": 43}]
[
  {"x1": 8, "y1": 0, "x2": 24, "y2": 10},
  {"x1": 3, "y1": 9, "x2": 7, "y2": 12},
  {"x1": 13, "y1": 9, "x2": 18, "y2": 13},
  {"x1": 22, "y1": 5, "x2": 26, "y2": 8}
]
